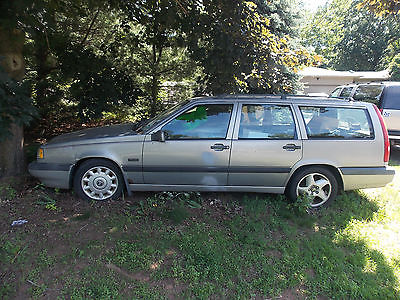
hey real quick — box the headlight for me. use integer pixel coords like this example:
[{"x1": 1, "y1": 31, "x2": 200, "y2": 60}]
[{"x1": 37, "y1": 148, "x2": 44, "y2": 159}]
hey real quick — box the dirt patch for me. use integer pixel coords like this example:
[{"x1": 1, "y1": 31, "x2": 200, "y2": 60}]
[
  {"x1": 305, "y1": 268, "x2": 315, "y2": 279},
  {"x1": 105, "y1": 263, "x2": 150, "y2": 282},
  {"x1": 151, "y1": 278, "x2": 186, "y2": 300},
  {"x1": 265, "y1": 249, "x2": 282, "y2": 259},
  {"x1": 278, "y1": 287, "x2": 304, "y2": 300}
]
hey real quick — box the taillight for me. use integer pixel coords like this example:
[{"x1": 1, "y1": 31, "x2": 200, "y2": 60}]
[{"x1": 373, "y1": 104, "x2": 390, "y2": 162}]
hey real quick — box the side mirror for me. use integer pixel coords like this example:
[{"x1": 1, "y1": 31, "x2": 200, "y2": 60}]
[{"x1": 151, "y1": 130, "x2": 166, "y2": 142}]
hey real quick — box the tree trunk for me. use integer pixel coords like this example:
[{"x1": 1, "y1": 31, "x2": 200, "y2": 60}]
[{"x1": 0, "y1": 28, "x2": 26, "y2": 177}]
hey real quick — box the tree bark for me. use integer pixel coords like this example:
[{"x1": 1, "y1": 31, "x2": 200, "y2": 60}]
[{"x1": 0, "y1": 28, "x2": 26, "y2": 177}]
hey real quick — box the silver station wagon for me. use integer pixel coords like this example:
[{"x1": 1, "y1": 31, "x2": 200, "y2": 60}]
[{"x1": 29, "y1": 95, "x2": 395, "y2": 208}]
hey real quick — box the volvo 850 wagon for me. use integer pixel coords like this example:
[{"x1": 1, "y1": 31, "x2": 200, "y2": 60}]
[{"x1": 29, "y1": 95, "x2": 395, "y2": 208}]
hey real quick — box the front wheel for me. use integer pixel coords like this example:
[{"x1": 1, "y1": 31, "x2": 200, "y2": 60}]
[
  {"x1": 286, "y1": 167, "x2": 338, "y2": 208},
  {"x1": 73, "y1": 159, "x2": 124, "y2": 201}
]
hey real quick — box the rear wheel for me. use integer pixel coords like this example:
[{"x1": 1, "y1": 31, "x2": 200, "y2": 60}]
[
  {"x1": 73, "y1": 159, "x2": 124, "y2": 201},
  {"x1": 286, "y1": 167, "x2": 338, "y2": 208}
]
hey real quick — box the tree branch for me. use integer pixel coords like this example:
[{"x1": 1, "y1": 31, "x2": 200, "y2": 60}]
[{"x1": 80, "y1": 7, "x2": 101, "y2": 46}]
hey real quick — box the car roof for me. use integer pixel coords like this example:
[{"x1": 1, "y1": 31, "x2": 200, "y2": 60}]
[
  {"x1": 188, "y1": 94, "x2": 367, "y2": 107},
  {"x1": 350, "y1": 81, "x2": 400, "y2": 86}
]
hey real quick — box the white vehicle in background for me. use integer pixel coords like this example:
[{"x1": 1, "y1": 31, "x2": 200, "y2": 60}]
[{"x1": 330, "y1": 82, "x2": 400, "y2": 147}]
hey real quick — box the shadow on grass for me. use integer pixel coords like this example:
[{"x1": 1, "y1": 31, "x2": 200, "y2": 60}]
[{"x1": 194, "y1": 191, "x2": 400, "y2": 299}]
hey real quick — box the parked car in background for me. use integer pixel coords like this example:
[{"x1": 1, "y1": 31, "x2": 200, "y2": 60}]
[
  {"x1": 330, "y1": 82, "x2": 400, "y2": 147},
  {"x1": 29, "y1": 95, "x2": 395, "y2": 208},
  {"x1": 329, "y1": 84, "x2": 357, "y2": 99}
]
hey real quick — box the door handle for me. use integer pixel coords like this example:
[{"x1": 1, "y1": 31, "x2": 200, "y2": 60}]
[
  {"x1": 283, "y1": 144, "x2": 301, "y2": 151},
  {"x1": 211, "y1": 143, "x2": 230, "y2": 151}
]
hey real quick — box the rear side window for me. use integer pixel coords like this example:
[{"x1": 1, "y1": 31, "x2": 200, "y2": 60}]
[
  {"x1": 300, "y1": 106, "x2": 374, "y2": 139},
  {"x1": 382, "y1": 86, "x2": 400, "y2": 109},
  {"x1": 239, "y1": 104, "x2": 296, "y2": 139},
  {"x1": 352, "y1": 85, "x2": 384, "y2": 104}
]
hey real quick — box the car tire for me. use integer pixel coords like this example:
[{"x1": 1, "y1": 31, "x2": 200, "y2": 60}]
[
  {"x1": 286, "y1": 167, "x2": 338, "y2": 208},
  {"x1": 73, "y1": 159, "x2": 124, "y2": 201}
]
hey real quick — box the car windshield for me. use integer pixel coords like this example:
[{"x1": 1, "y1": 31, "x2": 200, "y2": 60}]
[
  {"x1": 352, "y1": 85, "x2": 384, "y2": 104},
  {"x1": 136, "y1": 100, "x2": 190, "y2": 133},
  {"x1": 329, "y1": 87, "x2": 342, "y2": 98}
]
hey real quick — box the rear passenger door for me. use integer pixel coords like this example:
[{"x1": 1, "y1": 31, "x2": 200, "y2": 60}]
[{"x1": 228, "y1": 103, "x2": 302, "y2": 188}]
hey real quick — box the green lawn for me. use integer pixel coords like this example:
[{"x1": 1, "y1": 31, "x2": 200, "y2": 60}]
[{"x1": 0, "y1": 157, "x2": 399, "y2": 299}]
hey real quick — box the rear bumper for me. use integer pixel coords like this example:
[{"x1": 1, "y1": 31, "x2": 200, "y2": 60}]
[
  {"x1": 340, "y1": 167, "x2": 395, "y2": 190},
  {"x1": 28, "y1": 162, "x2": 72, "y2": 189}
]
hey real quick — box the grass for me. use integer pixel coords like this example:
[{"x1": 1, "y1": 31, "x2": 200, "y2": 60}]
[{"x1": 0, "y1": 157, "x2": 399, "y2": 299}]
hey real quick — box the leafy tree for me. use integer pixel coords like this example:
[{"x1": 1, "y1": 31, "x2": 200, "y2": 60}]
[
  {"x1": 0, "y1": 5, "x2": 37, "y2": 175},
  {"x1": 389, "y1": 53, "x2": 400, "y2": 80},
  {"x1": 186, "y1": 0, "x2": 314, "y2": 95},
  {"x1": 300, "y1": 0, "x2": 400, "y2": 71},
  {"x1": 358, "y1": 0, "x2": 400, "y2": 16},
  {"x1": 0, "y1": 0, "x2": 141, "y2": 175},
  {"x1": 115, "y1": 0, "x2": 195, "y2": 117}
]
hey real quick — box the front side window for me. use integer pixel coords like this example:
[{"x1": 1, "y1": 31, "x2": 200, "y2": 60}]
[
  {"x1": 162, "y1": 104, "x2": 233, "y2": 139},
  {"x1": 239, "y1": 104, "x2": 296, "y2": 139},
  {"x1": 300, "y1": 106, "x2": 374, "y2": 139},
  {"x1": 340, "y1": 87, "x2": 353, "y2": 98}
]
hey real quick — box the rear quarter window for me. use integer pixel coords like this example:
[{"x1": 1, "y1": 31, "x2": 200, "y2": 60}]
[
  {"x1": 382, "y1": 86, "x2": 400, "y2": 109},
  {"x1": 300, "y1": 106, "x2": 374, "y2": 139}
]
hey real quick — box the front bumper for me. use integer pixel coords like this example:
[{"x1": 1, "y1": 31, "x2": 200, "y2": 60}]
[
  {"x1": 340, "y1": 166, "x2": 396, "y2": 190},
  {"x1": 28, "y1": 162, "x2": 73, "y2": 189}
]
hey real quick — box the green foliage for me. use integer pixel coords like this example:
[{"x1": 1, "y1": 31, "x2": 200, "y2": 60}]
[
  {"x1": 300, "y1": 0, "x2": 400, "y2": 71},
  {"x1": 287, "y1": 194, "x2": 312, "y2": 215},
  {"x1": 115, "y1": 1, "x2": 197, "y2": 117},
  {"x1": 2, "y1": 0, "x2": 315, "y2": 146},
  {"x1": 0, "y1": 69, "x2": 36, "y2": 140},
  {"x1": 0, "y1": 184, "x2": 17, "y2": 202},
  {"x1": 186, "y1": 0, "x2": 314, "y2": 94},
  {"x1": 358, "y1": 0, "x2": 400, "y2": 16},
  {"x1": 35, "y1": 189, "x2": 59, "y2": 211},
  {"x1": 57, "y1": 45, "x2": 142, "y2": 120},
  {"x1": 389, "y1": 53, "x2": 400, "y2": 80}
]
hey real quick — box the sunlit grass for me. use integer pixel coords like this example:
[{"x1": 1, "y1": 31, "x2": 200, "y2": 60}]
[{"x1": 334, "y1": 166, "x2": 400, "y2": 289}]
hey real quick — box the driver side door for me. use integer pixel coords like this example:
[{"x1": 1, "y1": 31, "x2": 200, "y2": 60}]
[{"x1": 142, "y1": 103, "x2": 235, "y2": 186}]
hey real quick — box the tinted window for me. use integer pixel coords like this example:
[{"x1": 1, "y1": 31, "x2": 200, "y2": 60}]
[
  {"x1": 140, "y1": 100, "x2": 190, "y2": 132},
  {"x1": 383, "y1": 86, "x2": 400, "y2": 109},
  {"x1": 300, "y1": 106, "x2": 373, "y2": 139},
  {"x1": 239, "y1": 104, "x2": 296, "y2": 139},
  {"x1": 162, "y1": 104, "x2": 233, "y2": 139},
  {"x1": 352, "y1": 85, "x2": 384, "y2": 104},
  {"x1": 340, "y1": 87, "x2": 353, "y2": 98},
  {"x1": 330, "y1": 87, "x2": 342, "y2": 97}
]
